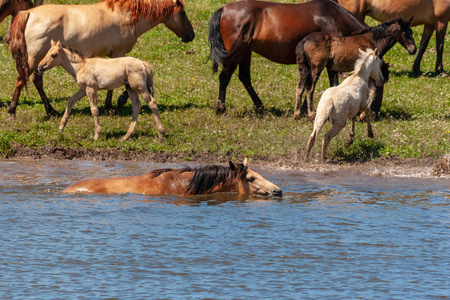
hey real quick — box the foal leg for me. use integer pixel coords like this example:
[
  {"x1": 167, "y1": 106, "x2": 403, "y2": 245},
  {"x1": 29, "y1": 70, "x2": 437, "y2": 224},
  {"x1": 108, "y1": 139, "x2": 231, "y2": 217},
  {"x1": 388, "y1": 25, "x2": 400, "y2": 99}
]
[
  {"x1": 294, "y1": 65, "x2": 311, "y2": 120},
  {"x1": 304, "y1": 68, "x2": 324, "y2": 121},
  {"x1": 413, "y1": 24, "x2": 434, "y2": 76},
  {"x1": 139, "y1": 89, "x2": 165, "y2": 141},
  {"x1": 322, "y1": 121, "x2": 346, "y2": 163},
  {"x1": 238, "y1": 53, "x2": 265, "y2": 114},
  {"x1": 85, "y1": 87, "x2": 102, "y2": 140},
  {"x1": 121, "y1": 89, "x2": 141, "y2": 141},
  {"x1": 59, "y1": 89, "x2": 87, "y2": 133},
  {"x1": 345, "y1": 117, "x2": 356, "y2": 148},
  {"x1": 33, "y1": 72, "x2": 59, "y2": 117},
  {"x1": 7, "y1": 75, "x2": 26, "y2": 117}
]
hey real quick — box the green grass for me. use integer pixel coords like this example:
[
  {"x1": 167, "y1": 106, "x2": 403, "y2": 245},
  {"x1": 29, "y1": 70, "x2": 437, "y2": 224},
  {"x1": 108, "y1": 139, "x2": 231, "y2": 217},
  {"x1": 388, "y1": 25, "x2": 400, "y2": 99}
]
[{"x1": 0, "y1": 0, "x2": 449, "y2": 163}]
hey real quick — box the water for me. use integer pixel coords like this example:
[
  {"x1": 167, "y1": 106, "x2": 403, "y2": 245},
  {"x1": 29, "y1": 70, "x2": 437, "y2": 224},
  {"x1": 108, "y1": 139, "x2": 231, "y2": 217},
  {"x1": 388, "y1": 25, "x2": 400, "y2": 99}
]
[{"x1": 1, "y1": 159, "x2": 449, "y2": 299}]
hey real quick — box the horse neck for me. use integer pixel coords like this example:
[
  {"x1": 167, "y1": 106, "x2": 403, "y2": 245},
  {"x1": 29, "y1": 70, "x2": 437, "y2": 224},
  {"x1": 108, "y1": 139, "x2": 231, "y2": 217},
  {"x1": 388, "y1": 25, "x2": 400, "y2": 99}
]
[
  {"x1": 59, "y1": 49, "x2": 86, "y2": 79},
  {"x1": 353, "y1": 59, "x2": 374, "y2": 83},
  {"x1": 371, "y1": 27, "x2": 397, "y2": 58},
  {"x1": 135, "y1": 17, "x2": 166, "y2": 37}
]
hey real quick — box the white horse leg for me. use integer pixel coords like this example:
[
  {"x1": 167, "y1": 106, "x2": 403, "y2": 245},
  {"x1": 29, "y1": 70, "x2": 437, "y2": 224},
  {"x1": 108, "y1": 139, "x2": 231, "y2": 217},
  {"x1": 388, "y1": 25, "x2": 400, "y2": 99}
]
[
  {"x1": 59, "y1": 89, "x2": 86, "y2": 133},
  {"x1": 345, "y1": 117, "x2": 356, "y2": 148},
  {"x1": 86, "y1": 88, "x2": 102, "y2": 140},
  {"x1": 322, "y1": 122, "x2": 346, "y2": 163},
  {"x1": 121, "y1": 89, "x2": 141, "y2": 141},
  {"x1": 305, "y1": 129, "x2": 318, "y2": 161},
  {"x1": 141, "y1": 91, "x2": 165, "y2": 141}
]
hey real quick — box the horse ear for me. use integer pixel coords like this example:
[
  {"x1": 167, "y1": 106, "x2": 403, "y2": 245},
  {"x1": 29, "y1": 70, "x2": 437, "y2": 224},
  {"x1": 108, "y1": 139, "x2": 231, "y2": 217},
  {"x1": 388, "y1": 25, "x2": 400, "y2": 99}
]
[
  {"x1": 358, "y1": 48, "x2": 365, "y2": 56},
  {"x1": 51, "y1": 40, "x2": 56, "y2": 46},
  {"x1": 243, "y1": 157, "x2": 248, "y2": 167},
  {"x1": 56, "y1": 41, "x2": 62, "y2": 49},
  {"x1": 374, "y1": 48, "x2": 379, "y2": 56},
  {"x1": 229, "y1": 161, "x2": 238, "y2": 171},
  {"x1": 408, "y1": 16, "x2": 414, "y2": 24}
]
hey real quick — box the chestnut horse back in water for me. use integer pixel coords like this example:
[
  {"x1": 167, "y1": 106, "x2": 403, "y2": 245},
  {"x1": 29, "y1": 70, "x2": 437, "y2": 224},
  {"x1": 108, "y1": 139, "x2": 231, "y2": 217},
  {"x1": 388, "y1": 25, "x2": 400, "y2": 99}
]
[
  {"x1": 337, "y1": 0, "x2": 450, "y2": 75},
  {"x1": 62, "y1": 159, "x2": 283, "y2": 197},
  {"x1": 208, "y1": 0, "x2": 367, "y2": 116}
]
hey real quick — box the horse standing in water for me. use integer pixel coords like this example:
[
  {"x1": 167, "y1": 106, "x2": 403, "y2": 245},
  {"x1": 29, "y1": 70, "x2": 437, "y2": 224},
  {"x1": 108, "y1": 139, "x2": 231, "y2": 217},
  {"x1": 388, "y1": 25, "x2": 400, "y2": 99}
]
[
  {"x1": 294, "y1": 17, "x2": 416, "y2": 119},
  {"x1": 337, "y1": 0, "x2": 450, "y2": 75},
  {"x1": 305, "y1": 49, "x2": 384, "y2": 163},
  {"x1": 208, "y1": 0, "x2": 368, "y2": 118},
  {"x1": 37, "y1": 41, "x2": 164, "y2": 141},
  {"x1": 62, "y1": 159, "x2": 283, "y2": 197},
  {"x1": 8, "y1": 0, "x2": 194, "y2": 117}
]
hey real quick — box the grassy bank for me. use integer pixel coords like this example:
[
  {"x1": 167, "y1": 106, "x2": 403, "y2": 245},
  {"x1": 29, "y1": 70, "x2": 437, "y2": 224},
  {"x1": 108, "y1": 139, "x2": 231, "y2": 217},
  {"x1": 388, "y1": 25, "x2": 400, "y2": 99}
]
[{"x1": 0, "y1": 0, "x2": 449, "y2": 164}]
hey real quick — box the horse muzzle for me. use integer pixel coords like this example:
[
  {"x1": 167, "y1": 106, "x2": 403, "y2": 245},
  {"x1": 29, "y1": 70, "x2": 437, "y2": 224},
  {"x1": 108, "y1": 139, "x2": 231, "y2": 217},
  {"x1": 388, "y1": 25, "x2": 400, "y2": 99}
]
[{"x1": 182, "y1": 31, "x2": 195, "y2": 43}]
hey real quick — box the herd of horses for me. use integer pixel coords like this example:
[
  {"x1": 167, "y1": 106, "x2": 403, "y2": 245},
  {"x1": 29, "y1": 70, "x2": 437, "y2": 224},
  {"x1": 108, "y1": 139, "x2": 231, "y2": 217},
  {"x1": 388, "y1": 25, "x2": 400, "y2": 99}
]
[{"x1": 0, "y1": 0, "x2": 448, "y2": 195}]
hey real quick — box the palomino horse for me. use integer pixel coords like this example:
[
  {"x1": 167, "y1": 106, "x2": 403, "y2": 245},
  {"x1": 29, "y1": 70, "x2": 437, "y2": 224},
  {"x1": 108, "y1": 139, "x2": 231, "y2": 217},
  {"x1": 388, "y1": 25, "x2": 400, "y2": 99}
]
[
  {"x1": 8, "y1": 0, "x2": 194, "y2": 117},
  {"x1": 37, "y1": 41, "x2": 164, "y2": 141},
  {"x1": 336, "y1": 0, "x2": 450, "y2": 75},
  {"x1": 0, "y1": 0, "x2": 41, "y2": 44},
  {"x1": 208, "y1": 0, "x2": 368, "y2": 117},
  {"x1": 295, "y1": 17, "x2": 416, "y2": 120},
  {"x1": 305, "y1": 49, "x2": 384, "y2": 163},
  {"x1": 62, "y1": 158, "x2": 283, "y2": 197}
]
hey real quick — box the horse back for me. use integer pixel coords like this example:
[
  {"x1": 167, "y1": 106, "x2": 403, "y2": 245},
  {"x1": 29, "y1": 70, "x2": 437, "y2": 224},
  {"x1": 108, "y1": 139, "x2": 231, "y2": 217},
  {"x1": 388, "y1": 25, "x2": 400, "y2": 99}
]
[{"x1": 218, "y1": 0, "x2": 366, "y2": 64}]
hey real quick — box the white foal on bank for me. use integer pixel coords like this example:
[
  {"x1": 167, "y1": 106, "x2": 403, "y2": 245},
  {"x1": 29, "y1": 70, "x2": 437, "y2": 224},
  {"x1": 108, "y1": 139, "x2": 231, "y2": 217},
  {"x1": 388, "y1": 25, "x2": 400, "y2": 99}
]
[
  {"x1": 37, "y1": 40, "x2": 165, "y2": 141},
  {"x1": 305, "y1": 48, "x2": 384, "y2": 163}
]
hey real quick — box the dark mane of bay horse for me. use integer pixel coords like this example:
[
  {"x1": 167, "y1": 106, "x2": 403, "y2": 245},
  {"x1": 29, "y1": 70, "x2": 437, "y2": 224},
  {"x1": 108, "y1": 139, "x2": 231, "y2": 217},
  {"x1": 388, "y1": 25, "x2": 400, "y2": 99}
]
[
  {"x1": 102, "y1": 0, "x2": 185, "y2": 23},
  {"x1": 148, "y1": 164, "x2": 248, "y2": 195}
]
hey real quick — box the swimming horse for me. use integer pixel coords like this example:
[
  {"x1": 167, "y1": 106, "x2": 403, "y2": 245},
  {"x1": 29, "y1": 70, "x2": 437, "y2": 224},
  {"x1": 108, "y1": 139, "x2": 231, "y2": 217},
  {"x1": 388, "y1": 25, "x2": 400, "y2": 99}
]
[
  {"x1": 208, "y1": 0, "x2": 368, "y2": 118},
  {"x1": 8, "y1": 0, "x2": 195, "y2": 117},
  {"x1": 336, "y1": 0, "x2": 450, "y2": 75},
  {"x1": 62, "y1": 158, "x2": 283, "y2": 197},
  {"x1": 37, "y1": 40, "x2": 164, "y2": 141},
  {"x1": 305, "y1": 49, "x2": 384, "y2": 163}
]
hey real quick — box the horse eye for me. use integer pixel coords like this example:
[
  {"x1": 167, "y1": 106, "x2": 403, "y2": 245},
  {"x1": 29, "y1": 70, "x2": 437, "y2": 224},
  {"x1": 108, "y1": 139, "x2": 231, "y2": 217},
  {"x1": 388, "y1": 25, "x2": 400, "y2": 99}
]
[
  {"x1": 247, "y1": 177, "x2": 255, "y2": 183},
  {"x1": 51, "y1": 54, "x2": 57, "y2": 58}
]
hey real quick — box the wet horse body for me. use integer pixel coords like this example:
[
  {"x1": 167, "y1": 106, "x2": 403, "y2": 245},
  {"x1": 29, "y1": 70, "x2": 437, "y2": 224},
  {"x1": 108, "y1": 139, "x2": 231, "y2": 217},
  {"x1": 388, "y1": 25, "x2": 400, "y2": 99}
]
[
  {"x1": 37, "y1": 41, "x2": 164, "y2": 141},
  {"x1": 208, "y1": 0, "x2": 367, "y2": 115},
  {"x1": 62, "y1": 160, "x2": 283, "y2": 196},
  {"x1": 295, "y1": 17, "x2": 416, "y2": 119},
  {"x1": 8, "y1": 0, "x2": 194, "y2": 116},
  {"x1": 337, "y1": 0, "x2": 450, "y2": 74}
]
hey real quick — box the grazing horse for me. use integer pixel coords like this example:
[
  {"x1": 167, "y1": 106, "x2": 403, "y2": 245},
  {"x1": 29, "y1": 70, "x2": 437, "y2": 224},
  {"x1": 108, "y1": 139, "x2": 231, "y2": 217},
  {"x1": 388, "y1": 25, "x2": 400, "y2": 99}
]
[
  {"x1": 336, "y1": 0, "x2": 450, "y2": 75},
  {"x1": 8, "y1": 0, "x2": 194, "y2": 117},
  {"x1": 208, "y1": 0, "x2": 368, "y2": 116},
  {"x1": 305, "y1": 49, "x2": 384, "y2": 163},
  {"x1": 62, "y1": 158, "x2": 283, "y2": 197},
  {"x1": 295, "y1": 17, "x2": 416, "y2": 120},
  {"x1": 37, "y1": 40, "x2": 164, "y2": 141}
]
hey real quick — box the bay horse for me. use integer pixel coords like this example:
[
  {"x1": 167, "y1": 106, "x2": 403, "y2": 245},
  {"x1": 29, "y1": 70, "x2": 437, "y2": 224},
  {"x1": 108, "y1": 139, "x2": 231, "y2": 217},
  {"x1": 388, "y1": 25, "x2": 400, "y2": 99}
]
[
  {"x1": 8, "y1": 0, "x2": 194, "y2": 117},
  {"x1": 62, "y1": 158, "x2": 283, "y2": 197},
  {"x1": 208, "y1": 0, "x2": 368, "y2": 116},
  {"x1": 295, "y1": 17, "x2": 416, "y2": 120},
  {"x1": 336, "y1": 0, "x2": 450, "y2": 75},
  {"x1": 305, "y1": 49, "x2": 384, "y2": 163},
  {"x1": 0, "y1": 0, "x2": 41, "y2": 44},
  {"x1": 37, "y1": 40, "x2": 164, "y2": 141}
]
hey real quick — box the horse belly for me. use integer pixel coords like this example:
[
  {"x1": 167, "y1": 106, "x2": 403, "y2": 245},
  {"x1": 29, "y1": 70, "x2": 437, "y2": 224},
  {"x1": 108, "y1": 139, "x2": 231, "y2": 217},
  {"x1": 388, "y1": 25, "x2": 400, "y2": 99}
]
[{"x1": 368, "y1": 0, "x2": 435, "y2": 25}]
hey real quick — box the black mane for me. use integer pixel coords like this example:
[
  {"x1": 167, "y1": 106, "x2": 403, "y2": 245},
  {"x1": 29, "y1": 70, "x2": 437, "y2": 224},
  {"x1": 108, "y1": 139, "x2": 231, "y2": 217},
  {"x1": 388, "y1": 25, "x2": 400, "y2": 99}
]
[
  {"x1": 148, "y1": 164, "x2": 248, "y2": 195},
  {"x1": 355, "y1": 17, "x2": 405, "y2": 40}
]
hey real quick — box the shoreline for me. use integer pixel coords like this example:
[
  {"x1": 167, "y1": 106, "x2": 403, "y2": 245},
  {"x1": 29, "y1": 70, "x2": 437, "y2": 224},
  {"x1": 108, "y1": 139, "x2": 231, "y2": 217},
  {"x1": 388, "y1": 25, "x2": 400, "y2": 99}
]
[{"x1": 5, "y1": 144, "x2": 449, "y2": 179}]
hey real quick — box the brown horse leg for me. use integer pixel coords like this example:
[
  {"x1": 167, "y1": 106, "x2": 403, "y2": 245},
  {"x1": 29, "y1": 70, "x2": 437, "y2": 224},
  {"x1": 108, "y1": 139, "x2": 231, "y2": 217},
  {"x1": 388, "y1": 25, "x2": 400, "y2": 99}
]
[
  {"x1": 238, "y1": 55, "x2": 265, "y2": 114},
  {"x1": 413, "y1": 24, "x2": 434, "y2": 76},
  {"x1": 435, "y1": 19, "x2": 448, "y2": 73},
  {"x1": 327, "y1": 69, "x2": 339, "y2": 87},
  {"x1": 7, "y1": 76, "x2": 26, "y2": 117},
  {"x1": 305, "y1": 69, "x2": 324, "y2": 121},
  {"x1": 294, "y1": 64, "x2": 311, "y2": 120},
  {"x1": 33, "y1": 72, "x2": 58, "y2": 116},
  {"x1": 216, "y1": 64, "x2": 237, "y2": 115},
  {"x1": 104, "y1": 90, "x2": 113, "y2": 110},
  {"x1": 117, "y1": 90, "x2": 129, "y2": 109}
]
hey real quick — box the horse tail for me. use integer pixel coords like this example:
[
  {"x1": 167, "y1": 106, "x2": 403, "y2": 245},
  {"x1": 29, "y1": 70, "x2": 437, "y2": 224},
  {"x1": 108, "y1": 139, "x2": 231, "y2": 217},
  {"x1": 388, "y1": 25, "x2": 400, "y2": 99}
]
[
  {"x1": 295, "y1": 39, "x2": 312, "y2": 88},
  {"x1": 208, "y1": 7, "x2": 227, "y2": 72},
  {"x1": 9, "y1": 11, "x2": 30, "y2": 84},
  {"x1": 314, "y1": 93, "x2": 334, "y2": 135}
]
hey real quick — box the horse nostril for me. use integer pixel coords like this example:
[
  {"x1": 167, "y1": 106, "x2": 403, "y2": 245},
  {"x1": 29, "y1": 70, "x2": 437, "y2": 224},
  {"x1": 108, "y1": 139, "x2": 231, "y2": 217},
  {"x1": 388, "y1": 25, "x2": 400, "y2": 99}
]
[{"x1": 273, "y1": 189, "x2": 282, "y2": 197}]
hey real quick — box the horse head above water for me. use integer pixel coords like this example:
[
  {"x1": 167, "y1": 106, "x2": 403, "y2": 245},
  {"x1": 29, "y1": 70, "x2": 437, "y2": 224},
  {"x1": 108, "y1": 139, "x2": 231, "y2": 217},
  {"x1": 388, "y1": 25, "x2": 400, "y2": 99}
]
[{"x1": 62, "y1": 158, "x2": 283, "y2": 197}]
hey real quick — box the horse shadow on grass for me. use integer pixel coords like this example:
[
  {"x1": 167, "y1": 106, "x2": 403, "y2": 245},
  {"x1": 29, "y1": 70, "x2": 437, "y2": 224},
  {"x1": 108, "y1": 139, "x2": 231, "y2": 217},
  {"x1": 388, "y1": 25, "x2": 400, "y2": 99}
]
[{"x1": 332, "y1": 140, "x2": 386, "y2": 163}]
